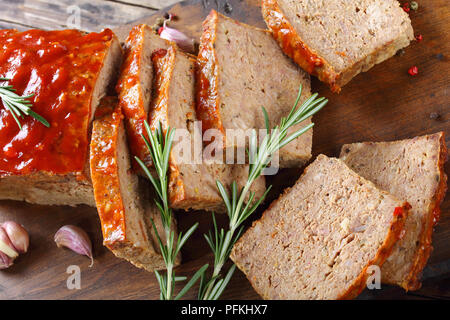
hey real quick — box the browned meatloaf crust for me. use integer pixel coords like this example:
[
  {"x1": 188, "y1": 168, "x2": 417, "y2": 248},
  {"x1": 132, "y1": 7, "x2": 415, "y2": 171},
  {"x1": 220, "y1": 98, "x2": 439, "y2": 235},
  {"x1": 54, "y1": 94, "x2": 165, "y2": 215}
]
[
  {"x1": 231, "y1": 155, "x2": 410, "y2": 300},
  {"x1": 149, "y1": 45, "x2": 266, "y2": 212},
  {"x1": 90, "y1": 100, "x2": 173, "y2": 272},
  {"x1": 196, "y1": 10, "x2": 313, "y2": 168},
  {"x1": 262, "y1": 0, "x2": 414, "y2": 92},
  {"x1": 340, "y1": 132, "x2": 448, "y2": 290},
  {"x1": 116, "y1": 24, "x2": 170, "y2": 170}
]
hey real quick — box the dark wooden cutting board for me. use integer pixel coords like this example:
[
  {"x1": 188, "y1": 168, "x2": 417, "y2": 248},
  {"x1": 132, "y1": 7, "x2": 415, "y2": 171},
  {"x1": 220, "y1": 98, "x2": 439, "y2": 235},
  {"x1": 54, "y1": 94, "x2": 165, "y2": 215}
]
[{"x1": 0, "y1": 0, "x2": 449, "y2": 300}]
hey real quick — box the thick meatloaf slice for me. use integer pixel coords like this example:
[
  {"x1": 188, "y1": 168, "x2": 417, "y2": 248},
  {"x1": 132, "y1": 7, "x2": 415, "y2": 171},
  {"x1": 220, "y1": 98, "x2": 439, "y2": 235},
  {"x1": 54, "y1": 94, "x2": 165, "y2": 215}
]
[
  {"x1": 262, "y1": 0, "x2": 414, "y2": 92},
  {"x1": 0, "y1": 29, "x2": 122, "y2": 206},
  {"x1": 340, "y1": 132, "x2": 448, "y2": 290},
  {"x1": 90, "y1": 102, "x2": 172, "y2": 272},
  {"x1": 116, "y1": 24, "x2": 171, "y2": 169},
  {"x1": 149, "y1": 45, "x2": 265, "y2": 212},
  {"x1": 231, "y1": 155, "x2": 410, "y2": 300},
  {"x1": 196, "y1": 10, "x2": 312, "y2": 168}
]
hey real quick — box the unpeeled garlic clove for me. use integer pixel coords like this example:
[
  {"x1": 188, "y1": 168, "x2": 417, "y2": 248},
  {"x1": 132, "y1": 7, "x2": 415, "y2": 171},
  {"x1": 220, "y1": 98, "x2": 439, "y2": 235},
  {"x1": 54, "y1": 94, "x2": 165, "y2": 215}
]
[
  {"x1": 0, "y1": 226, "x2": 18, "y2": 260},
  {"x1": 0, "y1": 250, "x2": 14, "y2": 270},
  {"x1": 54, "y1": 225, "x2": 94, "y2": 267},
  {"x1": 1, "y1": 221, "x2": 29, "y2": 254},
  {"x1": 159, "y1": 26, "x2": 195, "y2": 53}
]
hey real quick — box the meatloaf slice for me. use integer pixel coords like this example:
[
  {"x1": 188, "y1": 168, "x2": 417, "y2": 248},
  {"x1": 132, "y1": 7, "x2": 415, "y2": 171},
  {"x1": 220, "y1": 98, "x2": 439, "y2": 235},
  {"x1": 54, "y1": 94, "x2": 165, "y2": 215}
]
[
  {"x1": 340, "y1": 132, "x2": 448, "y2": 290},
  {"x1": 262, "y1": 0, "x2": 414, "y2": 92},
  {"x1": 90, "y1": 102, "x2": 172, "y2": 272},
  {"x1": 149, "y1": 45, "x2": 265, "y2": 212},
  {"x1": 196, "y1": 10, "x2": 312, "y2": 168},
  {"x1": 231, "y1": 155, "x2": 410, "y2": 300},
  {"x1": 0, "y1": 29, "x2": 122, "y2": 206},
  {"x1": 116, "y1": 24, "x2": 171, "y2": 170}
]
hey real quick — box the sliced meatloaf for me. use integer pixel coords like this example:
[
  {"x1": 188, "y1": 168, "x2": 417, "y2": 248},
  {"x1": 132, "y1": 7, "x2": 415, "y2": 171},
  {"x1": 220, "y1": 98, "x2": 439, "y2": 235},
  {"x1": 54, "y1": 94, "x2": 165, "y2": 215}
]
[
  {"x1": 231, "y1": 155, "x2": 410, "y2": 300},
  {"x1": 116, "y1": 24, "x2": 171, "y2": 169},
  {"x1": 0, "y1": 29, "x2": 122, "y2": 206},
  {"x1": 196, "y1": 10, "x2": 313, "y2": 168},
  {"x1": 262, "y1": 0, "x2": 414, "y2": 92},
  {"x1": 340, "y1": 132, "x2": 448, "y2": 290},
  {"x1": 149, "y1": 45, "x2": 265, "y2": 212},
  {"x1": 90, "y1": 101, "x2": 172, "y2": 272}
]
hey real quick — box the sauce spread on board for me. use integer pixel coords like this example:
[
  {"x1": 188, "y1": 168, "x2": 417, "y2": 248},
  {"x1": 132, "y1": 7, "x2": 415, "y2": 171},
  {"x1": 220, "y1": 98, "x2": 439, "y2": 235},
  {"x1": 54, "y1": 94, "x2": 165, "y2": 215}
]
[{"x1": 0, "y1": 29, "x2": 113, "y2": 176}]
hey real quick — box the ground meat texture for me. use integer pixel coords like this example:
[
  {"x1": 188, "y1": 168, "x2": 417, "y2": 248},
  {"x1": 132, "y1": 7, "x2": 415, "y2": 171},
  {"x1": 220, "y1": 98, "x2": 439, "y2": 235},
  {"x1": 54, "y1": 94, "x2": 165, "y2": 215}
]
[
  {"x1": 340, "y1": 132, "x2": 448, "y2": 290},
  {"x1": 116, "y1": 24, "x2": 170, "y2": 171},
  {"x1": 231, "y1": 155, "x2": 410, "y2": 300},
  {"x1": 197, "y1": 10, "x2": 313, "y2": 168},
  {"x1": 149, "y1": 45, "x2": 266, "y2": 212},
  {"x1": 90, "y1": 102, "x2": 172, "y2": 272},
  {"x1": 262, "y1": 0, "x2": 414, "y2": 92}
]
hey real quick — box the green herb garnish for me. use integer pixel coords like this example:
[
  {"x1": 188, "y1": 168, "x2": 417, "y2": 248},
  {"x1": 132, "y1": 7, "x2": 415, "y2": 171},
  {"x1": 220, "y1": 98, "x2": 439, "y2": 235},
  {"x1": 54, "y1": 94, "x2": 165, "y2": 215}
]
[
  {"x1": 198, "y1": 85, "x2": 328, "y2": 300},
  {"x1": 0, "y1": 77, "x2": 50, "y2": 129},
  {"x1": 138, "y1": 85, "x2": 327, "y2": 300},
  {"x1": 136, "y1": 121, "x2": 208, "y2": 300}
]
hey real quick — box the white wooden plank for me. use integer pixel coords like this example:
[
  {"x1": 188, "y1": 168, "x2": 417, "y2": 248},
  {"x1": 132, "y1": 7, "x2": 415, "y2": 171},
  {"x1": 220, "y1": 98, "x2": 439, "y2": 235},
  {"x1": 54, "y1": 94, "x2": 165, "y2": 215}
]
[
  {"x1": 0, "y1": 0, "x2": 158, "y2": 32},
  {"x1": 107, "y1": 0, "x2": 181, "y2": 10},
  {"x1": 0, "y1": 19, "x2": 31, "y2": 31}
]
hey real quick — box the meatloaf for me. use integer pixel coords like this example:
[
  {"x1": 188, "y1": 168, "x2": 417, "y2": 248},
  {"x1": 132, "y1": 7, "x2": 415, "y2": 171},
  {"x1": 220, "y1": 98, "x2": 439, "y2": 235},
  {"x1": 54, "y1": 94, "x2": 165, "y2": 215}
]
[
  {"x1": 116, "y1": 24, "x2": 171, "y2": 170},
  {"x1": 0, "y1": 29, "x2": 122, "y2": 206},
  {"x1": 340, "y1": 132, "x2": 448, "y2": 290},
  {"x1": 262, "y1": 0, "x2": 414, "y2": 92},
  {"x1": 196, "y1": 10, "x2": 313, "y2": 168},
  {"x1": 149, "y1": 45, "x2": 265, "y2": 212},
  {"x1": 90, "y1": 100, "x2": 172, "y2": 271},
  {"x1": 231, "y1": 155, "x2": 410, "y2": 300}
]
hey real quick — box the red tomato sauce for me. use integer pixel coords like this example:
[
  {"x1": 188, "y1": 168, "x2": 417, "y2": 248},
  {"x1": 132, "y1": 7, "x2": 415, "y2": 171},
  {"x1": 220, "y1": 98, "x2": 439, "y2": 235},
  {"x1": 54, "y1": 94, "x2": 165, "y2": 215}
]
[{"x1": 0, "y1": 29, "x2": 113, "y2": 176}]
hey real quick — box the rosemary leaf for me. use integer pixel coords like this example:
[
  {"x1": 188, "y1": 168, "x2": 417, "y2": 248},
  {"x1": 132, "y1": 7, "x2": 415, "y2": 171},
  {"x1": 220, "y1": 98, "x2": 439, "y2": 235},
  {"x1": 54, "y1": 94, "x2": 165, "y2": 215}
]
[
  {"x1": 199, "y1": 85, "x2": 328, "y2": 300},
  {"x1": 210, "y1": 264, "x2": 236, "y2": 300},
  {"x1": 175, "y1": 264, "x2": 209, "y2": 300},
  {"x1": 0, "y1": 78, "x2": 50, "y2": 128},
  {"x1": 138, "y1": 121, "x2": 207, "y2": 300}
]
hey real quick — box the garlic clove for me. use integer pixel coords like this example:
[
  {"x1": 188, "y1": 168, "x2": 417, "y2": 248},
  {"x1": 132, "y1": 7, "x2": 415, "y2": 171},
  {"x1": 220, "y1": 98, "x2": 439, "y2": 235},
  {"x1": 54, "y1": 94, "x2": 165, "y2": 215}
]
[
  {"x1": 54, "y1": 225, "x2": 94, "y2": 267},
  {"x1": 1, "y1": 221, "x2": 29, "y2": 254},
  {"x1": 0, "y1": 250, "x2": 14, "y2": 270},
  {"x1": 159, "y1": 26, "x2": 195, "y2": 53},
  {"x1": 0, "y1": 226, "x2": 18, "y2": 259}
]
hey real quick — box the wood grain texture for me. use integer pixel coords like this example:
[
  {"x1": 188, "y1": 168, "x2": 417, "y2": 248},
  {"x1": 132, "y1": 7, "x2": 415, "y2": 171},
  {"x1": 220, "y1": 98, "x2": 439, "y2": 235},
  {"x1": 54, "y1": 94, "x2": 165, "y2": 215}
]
[
  {"x1": 0, "y1": 0, "x2": 157, "y2": 32},
  {"x1": 108, "y1": 0, "x2": 182, "y2": 9},
  {"x1": 0, "y1": 0, "x2": 449, "y2": 300}
]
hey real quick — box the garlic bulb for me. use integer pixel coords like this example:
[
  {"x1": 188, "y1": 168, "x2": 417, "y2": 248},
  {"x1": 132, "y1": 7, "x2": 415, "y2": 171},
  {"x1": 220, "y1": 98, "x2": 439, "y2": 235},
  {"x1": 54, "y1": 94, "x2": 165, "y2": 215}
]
[
  {"x1": 159, "y1": 26, "x2": 195, "y2": 53},
  {"x1": 0, "y1": 226, "x2": 19, "y2": 259},
  {"x1": 0, "y1": 225, "x2": 19, "y2": 270},
  {"x1": 54, "y1": 225, "x2": 94, "y2": 267},
  {"x1": 0, "y1": 250, "x2": 13, "y2": 270},
  {"x1": 1, "y1": 221, "x2": 29, "y2": 254}
]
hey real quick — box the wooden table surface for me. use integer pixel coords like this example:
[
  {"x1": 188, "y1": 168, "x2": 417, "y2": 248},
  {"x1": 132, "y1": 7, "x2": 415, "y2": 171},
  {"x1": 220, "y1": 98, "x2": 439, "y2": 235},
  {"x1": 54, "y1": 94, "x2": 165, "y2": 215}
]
[{"x1": 0, "y1": 0, "x2": 449, "y2": 300}]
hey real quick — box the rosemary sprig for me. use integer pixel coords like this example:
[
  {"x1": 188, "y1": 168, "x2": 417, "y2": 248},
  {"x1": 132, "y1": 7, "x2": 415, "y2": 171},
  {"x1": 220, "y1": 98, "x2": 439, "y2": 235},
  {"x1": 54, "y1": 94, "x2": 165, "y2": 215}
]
[
  {"x1": 0, "y1": 78, "x2": 50, "y2": 129},
  {"x1": 136, "y1": 121, "x2": 208, "y2": 300},
  {"x1": 198, "y1": 85, "x2": 328, "y2": 300}
]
